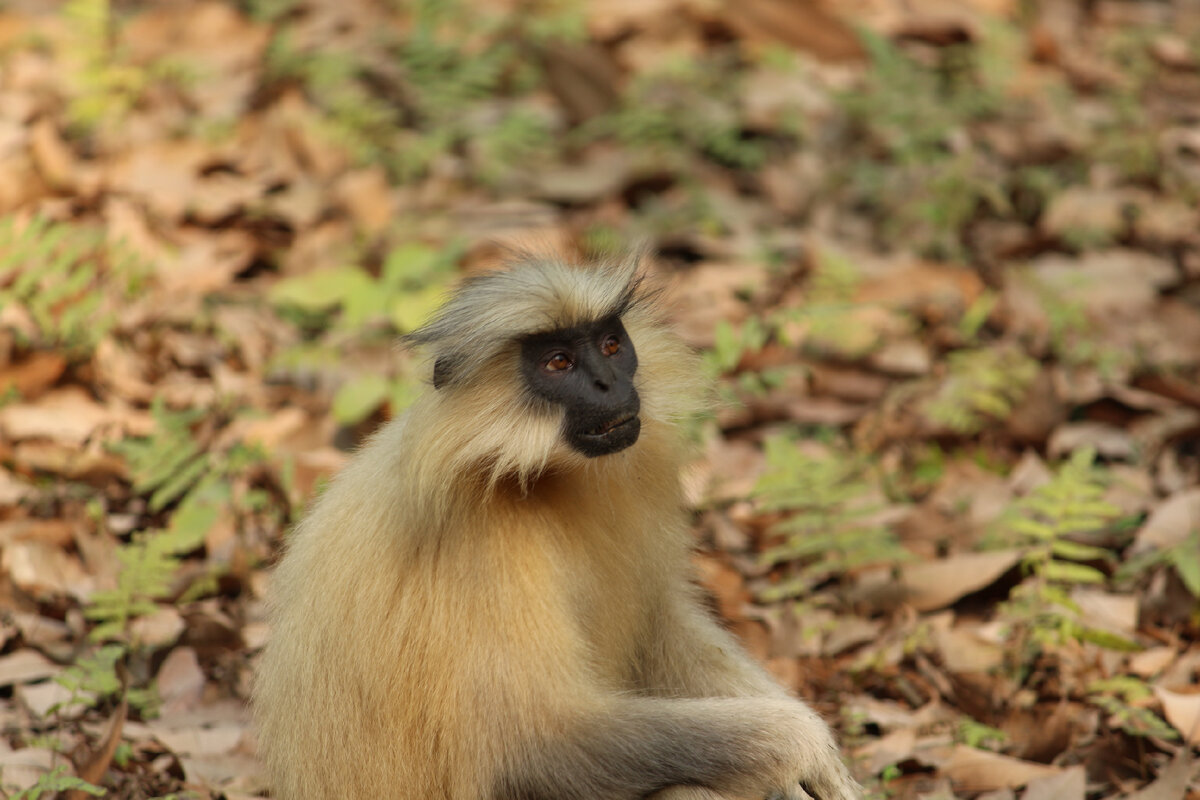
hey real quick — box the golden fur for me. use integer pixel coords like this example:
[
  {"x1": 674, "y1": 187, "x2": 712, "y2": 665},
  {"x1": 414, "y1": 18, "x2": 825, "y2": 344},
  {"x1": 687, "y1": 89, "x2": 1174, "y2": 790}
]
[{"x1": 253, "y1": 257, "x2": 860, "y2": 800}]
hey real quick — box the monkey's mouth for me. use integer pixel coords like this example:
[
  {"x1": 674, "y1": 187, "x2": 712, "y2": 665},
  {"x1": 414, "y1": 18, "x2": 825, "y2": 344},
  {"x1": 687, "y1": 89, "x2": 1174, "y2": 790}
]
[{"x1": 585, "y1": 414, "x2": 638, "y2": 438}]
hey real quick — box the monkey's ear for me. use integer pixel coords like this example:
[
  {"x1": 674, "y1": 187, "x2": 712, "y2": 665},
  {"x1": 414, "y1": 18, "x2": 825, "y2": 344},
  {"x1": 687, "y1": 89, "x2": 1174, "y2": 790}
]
[{"x1": 432, "y1": 357, "x2": 453, "y2": 389}]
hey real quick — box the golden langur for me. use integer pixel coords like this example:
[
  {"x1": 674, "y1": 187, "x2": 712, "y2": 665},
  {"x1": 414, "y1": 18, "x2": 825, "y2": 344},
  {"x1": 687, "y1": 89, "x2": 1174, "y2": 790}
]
[{"x1": 253, "y1": 256, "x2": 861, "y2": 800}]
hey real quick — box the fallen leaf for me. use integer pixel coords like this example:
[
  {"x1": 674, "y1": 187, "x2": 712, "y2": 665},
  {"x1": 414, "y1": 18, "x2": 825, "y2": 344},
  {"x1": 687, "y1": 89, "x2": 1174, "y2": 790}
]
[
  {"x1": 918, "y1": 744, "x2": 1062, "y2": 791},
  {"x1": 897, "y1": 550, "x2": 1023, "y2": 611},
  {"x1": 1128, "y1": 647, "x2": 1176, "y2": 678},
  {"x1": 855, "y1": 726, "x2": 917, "y2": 775},
  {"x1": 1117, "y1": 751, "x2": 1196, "y2": 800},
  {"x1": 1154, "y1": 686, "x2": 1200, "y2": 745},
  {"x1": 0, "y1": 650, "x2": 58, "y2": 686},
  {"x1": 129, "y1": 607, "x2": 186, "y2": 649},
  {"x1": 1068, "y1": 589, "x2": 1138, "y2": 637},
  {"x1": 157, "y1": 647, "x2": 205, "y2": 716},
  {"x1": 1047, "y1": 422, "x2": 1136, "y2": 461},
  {"x1": 0, "y1": 351, "x2": 66, "y2": 399},
  {"x1": 1021, "y1": 765, "x2": 1084, "y2": 800},
  {"x1": 1132, "y1": 488, "x2": 1200, "y2": 554},
  {"x1": 0, "y1": 387, "x2": 113, "y2": 444},
  {"x1": 2, "y1": 540, "x2": 92, "y2": 600}
]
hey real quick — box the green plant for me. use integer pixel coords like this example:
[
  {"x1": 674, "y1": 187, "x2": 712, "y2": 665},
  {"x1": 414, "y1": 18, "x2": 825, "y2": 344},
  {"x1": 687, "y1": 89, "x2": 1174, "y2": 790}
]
[
  {"x1": 270, "y1": 241, "x2": 458, "y2": 424},
  {"x1": 582, "y1": 53, "x2": 766, "y2": 170},
  {"x1": 60, "y1": 0, "x2": 190, "y2": 133},
  {"x1": 755, "y1": 436, "x2": 908, "y2": 601},
  {"x1": 780, "y1": 249, "x2": 900, "y2": 360},
  {"x1": 51, "y1": 643, "x2": 155, "y2": 717},
  {"x1": 999, "y1": 449, "x2": 1137, "y2": 661},
  {"x1": 956, "y1": 718, "x2": 1007, "y2": 750},
  {"x1": 923, "y1": 346, "x2": 1038, "y2": 434},
  {"x1": 1116, "y1": 529, "x2": 1200, "y2": 602},
  {"x1": 1088, "y1": 676, "x2": 1178, "y2": 740},
  {"x1": 8, "y1": 765, "x2": 105, "y2": 799},
  {"x1": 93, "y1": 401, "x2": 279, "y2": 641},
  {"x1": 264, "y1": 0, "x2": 577, "y2": 181},
  {"x1": 0, "y1": 215, "x2": 146, "y2": 357},
  {"x1": 835, "y1": 28, "x2": 1015, "y2": 257}
]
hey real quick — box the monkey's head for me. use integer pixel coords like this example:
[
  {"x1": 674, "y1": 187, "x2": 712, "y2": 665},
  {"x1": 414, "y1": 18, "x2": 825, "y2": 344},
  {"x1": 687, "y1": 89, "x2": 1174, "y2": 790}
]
[{"x1": 406, "y1": 256, "x2": 648, "y2": 462}]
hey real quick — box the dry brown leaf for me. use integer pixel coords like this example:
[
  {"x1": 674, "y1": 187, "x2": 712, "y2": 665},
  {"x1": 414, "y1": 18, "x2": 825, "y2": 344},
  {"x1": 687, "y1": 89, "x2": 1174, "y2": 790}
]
[
  {"x1": 0, "y1": 650, "x2": 58, "y2": 686},
  {"x1": 1131, "y1": 488, "x2": 1200, "y2": 555},
  {"x1": 157, "y1": 647, "x2": 206, "y2": 716},
  {"x1": 0, "y1": 153, "x2": 46, "y2": 213},
  {"x1": 0, "y1": 742, "x2": 54, "y2": 793},
  {"x1": 1047, "y1": 422, "x2": 1135, "y2": 461},
  {"x1": 854, "y1": 260, "x2": 985, "y2": 320},
  {"x1": 917, "y1": 743, "x2": 1062, "y2": 791},
  {"x1": 1040, "y1": 187, "x2": 1139, "y2": 242},
  {"x1": 0, "y1": 519, "x2": 74, "y2": 548},
  {"x1": 720, "y1": 0, "x2": 864, "y2": 61},
  {"x1": 13, "y1": 440, "x2": 130, "y2": 482},
  {"x1": 0, "y1": 351, "x2": 66, "y2": 399},
  {"x1": 1116, "y1": 751, "x2": 1196, "y2": 800},
  {"x1": 855, "y1": 726, "x2": 918, "y2": 775},
  {"x1": 1021, "y1": 765, "x2": 1084, "y2": 800},
  {"x1": 14, "y1": 679, "x2": 73, "y2": 718},
  {"x1": 1128, "y1": 647, "x2": 1176, "y2": 678},
  {"x1": 0, "y1": 387, "x2": 119, "y2": 445},
  {"x1": 0, "y1": 468, "x2": 35, "y2": 505},
  {"x1": 932, "y1": 621, "x2": 1005, "y2": 673},
  {"x1": 129, "y1": 607, "x2": 186, "y2": 650},
  {"x1": 897, "y1": 550, "x2": 1023, "y2": 612},
  {"x1": 333, "y1": 167, "x2": 395, "y2": 236},
  {"x1": 28, "y1": 118, "x2": 75, "y2": 191},
  {"x1": 1154, "y1": 686, "x2": 1200, "y2": 745},
  {"x1": 1068, "y1": 589, "x2": 1138, "y2": 637},
  {"x1": 2, "y1": 540, "x2": 92, "y2": 600}
]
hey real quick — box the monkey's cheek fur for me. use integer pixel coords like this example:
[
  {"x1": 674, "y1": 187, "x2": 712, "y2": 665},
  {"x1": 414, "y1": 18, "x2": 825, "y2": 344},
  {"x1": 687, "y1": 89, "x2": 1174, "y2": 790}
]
[{"x1": 570, "y1": 414, "x2": 641, "y2": 457}]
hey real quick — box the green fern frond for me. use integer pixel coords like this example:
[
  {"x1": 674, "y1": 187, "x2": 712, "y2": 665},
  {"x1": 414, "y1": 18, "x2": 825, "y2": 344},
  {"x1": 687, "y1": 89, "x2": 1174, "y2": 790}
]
[
  {"x1": 999, "y1": 448, "x2": 1134, "y2": 656},
  {"x1": 8, "y1": 765, "x2": 105, "y2": 799},
  {"x1": 0, "y1": 214, "x2": 145, "y2": 355},
  {"x1": 924, "y1": 346, "x2": 1037, "y2": 433},
  {"x1": 755, "y1": 436, "x2": 908, "y2": 601}
]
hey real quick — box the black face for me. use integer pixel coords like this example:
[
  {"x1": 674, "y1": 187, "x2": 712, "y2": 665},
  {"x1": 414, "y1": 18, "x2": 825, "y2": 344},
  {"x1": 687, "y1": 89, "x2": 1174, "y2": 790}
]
[{"x1": 519, "y1": 316, "x2": 640, "y2": 458}]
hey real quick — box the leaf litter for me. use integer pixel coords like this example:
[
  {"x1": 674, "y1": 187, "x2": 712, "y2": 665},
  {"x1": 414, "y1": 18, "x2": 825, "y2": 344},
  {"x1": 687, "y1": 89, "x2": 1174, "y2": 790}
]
[{"x1": 0, "y1": 0, "x2": 1197, "y2": 798}]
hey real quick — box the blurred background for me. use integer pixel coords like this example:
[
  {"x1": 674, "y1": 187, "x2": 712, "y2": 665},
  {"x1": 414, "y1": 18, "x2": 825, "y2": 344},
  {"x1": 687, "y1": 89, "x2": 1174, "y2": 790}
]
[{"x1": 0, "y1": 0, "x2": 1198, "y2": 797}]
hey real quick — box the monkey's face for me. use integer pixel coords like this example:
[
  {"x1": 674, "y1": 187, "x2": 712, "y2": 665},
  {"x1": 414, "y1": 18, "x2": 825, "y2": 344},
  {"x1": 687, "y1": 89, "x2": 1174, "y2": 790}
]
[{"x1": 519, "y1": 316, "x2": 641, "y2": 458}]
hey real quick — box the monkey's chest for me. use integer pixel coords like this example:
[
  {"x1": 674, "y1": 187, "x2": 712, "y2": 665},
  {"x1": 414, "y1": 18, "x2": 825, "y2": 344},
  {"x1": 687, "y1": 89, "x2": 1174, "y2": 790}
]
[{"x1": 564, "y1": 553, "x2": 656, "y2": 689}]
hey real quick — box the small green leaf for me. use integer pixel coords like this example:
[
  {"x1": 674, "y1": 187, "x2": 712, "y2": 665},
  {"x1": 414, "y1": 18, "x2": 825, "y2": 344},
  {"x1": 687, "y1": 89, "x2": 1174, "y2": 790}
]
[
  {"x1": 391, "y1": 283, "x2": 450, "y2": 333},
  {"x1": 269, "y1": 266, "x2": 362, "y2": 311},
  {"x1": 1042, "y1": 560, "x2": 1106, "y2": 584},
  {"x1": 332, "y1": 373, "x2": 390, "y2": 424},
  {"x1": 1050, "y1": 539, "x2": 1111, "y2": 562}
]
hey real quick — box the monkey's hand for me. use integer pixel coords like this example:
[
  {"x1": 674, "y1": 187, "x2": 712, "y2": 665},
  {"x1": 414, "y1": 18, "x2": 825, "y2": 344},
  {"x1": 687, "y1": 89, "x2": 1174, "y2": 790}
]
[{"x1": 776, "y1": 704, "x2": 862, "y2": 800}]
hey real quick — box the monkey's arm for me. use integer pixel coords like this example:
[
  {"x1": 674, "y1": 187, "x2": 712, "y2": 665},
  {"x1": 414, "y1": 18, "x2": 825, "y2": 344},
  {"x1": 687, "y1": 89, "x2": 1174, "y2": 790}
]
[
  {"x1": 495, "y1": 694, "x2": 846, "y2": 800},
  {"x1": 639, "y1": 580, "x2": 792, "y2": 700},
  {"x1": 634, "y1": 581, "x2": 862, "y2": 800}
]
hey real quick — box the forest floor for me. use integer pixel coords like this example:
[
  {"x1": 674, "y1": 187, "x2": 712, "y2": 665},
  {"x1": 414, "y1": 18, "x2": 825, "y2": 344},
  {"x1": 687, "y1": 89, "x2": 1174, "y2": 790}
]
[{"x1": 0, "y1": 0, "x2": 1198, "y2": 798}]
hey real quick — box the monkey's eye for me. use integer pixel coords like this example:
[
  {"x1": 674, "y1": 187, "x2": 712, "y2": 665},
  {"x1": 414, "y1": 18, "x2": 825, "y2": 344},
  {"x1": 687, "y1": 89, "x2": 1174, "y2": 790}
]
[
  {"x1": 600, "y1": 335, "x2": 621, "y2": 356},
  {"x1": 543, "y1": 352, "x2": 574, "y2": 372}
]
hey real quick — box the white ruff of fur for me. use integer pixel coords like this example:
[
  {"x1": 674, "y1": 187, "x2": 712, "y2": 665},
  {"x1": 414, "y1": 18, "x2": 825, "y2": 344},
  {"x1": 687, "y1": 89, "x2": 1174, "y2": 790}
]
[{"x1": 396, "y1": 256, "x2": 702, "y2": 521}]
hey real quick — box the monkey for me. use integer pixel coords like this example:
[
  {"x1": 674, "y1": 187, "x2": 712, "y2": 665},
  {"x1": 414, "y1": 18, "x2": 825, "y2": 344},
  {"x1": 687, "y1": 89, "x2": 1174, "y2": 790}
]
[{"x1": 252, "y1": 254, "x2": 861, "y2": 800}]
